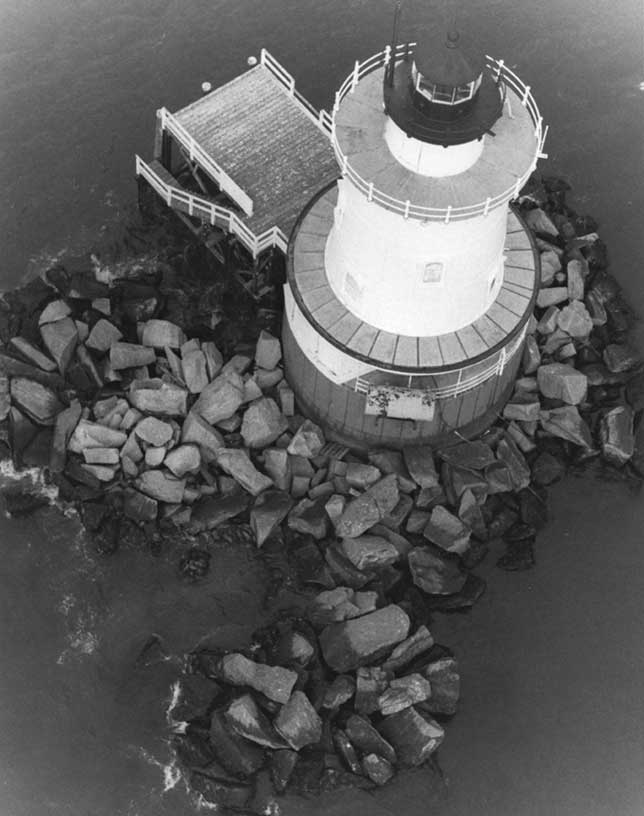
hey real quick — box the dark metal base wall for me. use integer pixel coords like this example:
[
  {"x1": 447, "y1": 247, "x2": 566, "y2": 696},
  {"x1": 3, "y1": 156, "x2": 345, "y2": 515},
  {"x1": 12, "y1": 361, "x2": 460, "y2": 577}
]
[{"x1": 282, "y1": 320, "x2": 522, "y2": 451}]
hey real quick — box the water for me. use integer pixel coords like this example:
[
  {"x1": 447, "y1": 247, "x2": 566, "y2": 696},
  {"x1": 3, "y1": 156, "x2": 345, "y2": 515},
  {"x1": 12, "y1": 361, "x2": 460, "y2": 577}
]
[{"x1": 1, "y1": 1, "x2": 644, "y2": 814}]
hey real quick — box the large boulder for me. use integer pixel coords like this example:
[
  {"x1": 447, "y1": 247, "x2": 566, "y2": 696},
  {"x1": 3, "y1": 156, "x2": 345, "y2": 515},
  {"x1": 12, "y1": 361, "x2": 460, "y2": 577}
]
[
  {"x1": 209, "y1": 711, "x2": 265, "y2": 777},
  {"x1": 402, "y1": 446, "x2": 439, "y2": 488},
  {"x1": 164, "y1": 444, "x2": 201, "y2": 477},
  {"x1": 539, "y1": 406, "x2": 593, "y2": 449},
  {"x1": 193, "y1": 372, "x2": 245, "y2": 424},
  {"x1": 9, "y1": 337, "x2": 57, "y2": 372},
  {"x1": 136, "y1": 470, "x2": 186, "y2": 503},
  {"x1": 214, "y1": 448, "x2": 273, "y2": 496},
  {"x1": 129, "y1": 379, "x2": 188, "y2": 417},
  {"x1": 86, "y1": 319, "x2": 122, "y2": 353},
  {"x1": 218, "y1": 653, "x2": 297, "y2": 704},
  {"x1": 423, "y1": 505, "x2": 470, "y2": 554},
  {"x1": 182, "y1": 350, "x2": 209, "y2": 394},
  {"x1": 141, "y1": 319, "x2": 186, "y2": 349},
  {"x1": 190, "y1": 493, "x2": 250, "y2": 532},
  {"x1": 9, "y1": 378, "x2": 62, "y2": 425},
  {"x1": 241, "y1": 397, "x2": 288, "y2": 449},
  {"x1": 181, "y1": 411, "x2": 224, "y2": 461},
  {"x1": 439, "y1": 440, "x2": 495, "y2": 471},
  {"x1": 599, "y1": 406, "x2": 634, "y2": 466},
  {"x1": 134, "y1": 416, "x2": 174, "y2": 446},
  {"x1": 50, "y1": 399, "x2": 82, "y2": 471},
  {"x1": 224, "y1": 695, "x2": 286, "y2": 749},
  {"x1": 255, "y1": 330, "x2": 282, "y2": 370},
  {"x1": 109, "y1": 342, "x2": 156, "y2": 370},
  {"x1": 336, "y1": 534, "x2": 400, "y2": 572},
  {"x1": 40, "y1": 316, "x2": 78, "y2": 374},
  {"x1": 287, "y1": 420, "x2": 325, "y2": 458},
  {"x1": 274, "y1": 691, "x2": 322, "y2": 751},
  {"x1": 537, "y1": 363, "x2": 588, "y2": 405},
  {"x1": 556, "y1": 300, "x2": 593, "y2": 338},
  {"x1": 378, "y1": 707, "x2": 444, "y2": 767},
  {"x1": 408, "y1": 546, "x2": 467, "y2": 595},
  {"x1": 250, "y1": 489, "x2": 293, "y2": 547},
  {"x1": 68, "y1": 419, "x2": 127, "y2": 452},
  {"x1": 420, "y1": 657, "x2": 460, "y2": 716},
  {"x1": 318, "y1": 605, "x2": 410, "y2": 673}
]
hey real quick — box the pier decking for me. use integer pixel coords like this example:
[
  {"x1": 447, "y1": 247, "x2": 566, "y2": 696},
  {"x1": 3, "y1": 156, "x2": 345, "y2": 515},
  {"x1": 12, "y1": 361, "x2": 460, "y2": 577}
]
[{"x1": 138, "y1": 51, "x2": 338, "y2": 258}]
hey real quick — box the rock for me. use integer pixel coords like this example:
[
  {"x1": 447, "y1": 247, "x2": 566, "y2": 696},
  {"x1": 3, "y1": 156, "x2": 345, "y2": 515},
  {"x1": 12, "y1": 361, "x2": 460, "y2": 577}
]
[
  {"x1": 68, "y1": 419, "x2": 127, "y2": 452},
  {"x1": 566, "y1": 259, "x2": 587, "y2": 300},
  {"x1": 121, "y1": 431, "x2": 144, "y2": 463},
  {"x1": 38, "y1": 299, "x2": 71, "y2": 325},
  {"x1": 39, "y1": 316, "x2": 78, "y2": 375},
  {"x1": 540, "y1": 406, "x2": 593, "y2": 449},
  {"x1": 336, "y1": 534, "x2": 400, "y2": 571},
  {"x1": 536, "y1": 287, "x2": 568, "y2": 309},
  {"x1": 182, "y1": 350, "x2": 209, "y2": 394},
  {"x1": 382, "y1": 625, "x2": 434, "y2": 673},
  {"x1": 287, "y1": 419, "x2": 325, "y2": 458},
  {"x1": 251, "y1": 489, "x2": 293, "y2": 546},
  {"x1": 378, "y1": 707, "x2": 444, "y2": 767},
  {"x1": 277, "y1": 383, "x2": 294, "y2": 415},
  {"x1": 537, "y1": 363, "x2": 588, "y2": 405},
  {"x1": 86, "y1": 319, "x2": 123, "y2": 353},
  {"x1": 556, "y1": 300, "x2": 593, "y2": 338},
  {"x1": 423, "y1": 506, "x2": 471, "y2": 554},
  {"x1": 129, "y1": 379, "x2": 188, "y2": 417},
  {"x1": 503, "y1": 400, "x2": 541, "y2": 422},
  {"x1": 334, "y1": 492, "x2": 381, "y2": 538},
  {"x1": 377, "y1": 673, "x2": 431, "y2": 716},
  {"x1": 189, "y1": 770, "x2": 251, "y2": 810},
  {"x1": 333, "y1": 728, "x2": 362, "y2": 774},
  {"x1": 255, "y1": 330, "x2": 282, "y2": 370},
  {"x1": 209, "y1": 711, "x2": 265, "y2": 777},
  {"x1": 241, "y1": 397, "x2": 288, "y2": 448},
  {"x1": 586, "y1": 290, "x2": 607, "y2": 326},
  {"x1": 109, "y1": 342, "x2": 156, "y2": 370},
  {"x1": 402, "y1": 445, "x2": 439, "y2": 488},
  {"x1": 308, "y1": 587, "x2": 378, "y2": 627},
  {"x1": 222, "y1": 354, "x2": 252, "y2": 376},
  {"x1": 496, "y1": 436, "x2": 531, "y2": 491},
  {"x1": 539, "y1": 250, "x2": 562, "y2": 286},
  {"x1": 137, "y1": 470, "x2": 186, "y2": 503},
  {"x1": 521, "y1": 334, "x2": 541, "y2": 375},
  {"x1": 338, "y1": 465, "x2": 377, "y2": 494},
  {"x1": 531, "y1": 451, "x2": 566, "y2": 486},
  {"x1": 141, "y1": 319, "x2": 186, "y2": 349},
  {"x1": 123, "y1": 489, "x2": 158, "y2": 522},
  {"x1": 164, "y1": 444, "x2": 201, "y2": 477},
  {"x1": 319, "y1": 605, "x2": 410, "y2": 673},
  {"x1": 219, "y1": 653, "x2": 298, "y2": 704},
  {"x1": 355, "y1": 666, "x2": 390, "y2": 715},
  {"x1": 322, "y1": 675, "x2": 356, "y2": 709},
  {"x1": 270, "y1": 749, "x2": 299, "y2": 793},
  {"x1": 190, "y1": 492, "x2": 249, "y2": 531},
  {"x1": 262, "y1": 448, "x2": 292, "y2": 491},
  {"x1": 287, "y1": 497, "x2": 328, "y2": 540},
  {"x1": 193, "y1": 371, "x2": 245, "y2": 424},
  {"x1": 344, "y1": 714, "x2": 397, "y2": 764},
  {"x1": 146, "y1": 447, "x2": 170, "y2": 469},
  {"x1": 81, "y1": 463, "x2": 116, "y2": 482},
  {"x1": 439, "y1": 440, "x2": 495, "y2": 471},
  {"x1": 83, "y1": 447, "x2": 120, "y2": 465},
  {"x1": 9, "y1": 378, "x2": 62, "y2": 426},
  {"x1": 420, "y1": 657, "x2": 460, "y2": 716},
  {"x1": 600, "y1": 406, "x2": 634, "y2": 466},
  {"x1": 181, "y1": 411, "x2": 224, "y2": 461},
  {"x1": 274, "y1": 691, "x2": 322, "y2": 751},
  {"x1": 362, "y1": 754, "x2": 394, "y2": 786},
  {"x1": 408, "y1": 546, "x2": 467, "y2": 595},
  {"x1": 603, "y1": 344, "x2": 641, "y2": 374},
  {"x1": 524, "y1": 207, "x2": 559, "y2": 236},
  {"x1": 215, "y1": 448, "x2": 273, "y2": 496},
  {"x1": 9, "y1": 337, "x2": 57, "y2": 372},
  {"x1": 50, "y1": 399, "x2": 82, "y2": 471},
  {"x1": 135, "y1": 416, "x2": 174, "y2": 446},
  {"x1": 225, "y1": 695, "x2": 286, "y2": 749}
]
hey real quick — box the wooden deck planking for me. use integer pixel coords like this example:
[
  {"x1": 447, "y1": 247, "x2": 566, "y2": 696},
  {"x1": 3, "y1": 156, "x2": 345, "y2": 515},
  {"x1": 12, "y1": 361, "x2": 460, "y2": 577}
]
[{"x1": 174, "y1": 65, "x2": 338, "y2": 236}]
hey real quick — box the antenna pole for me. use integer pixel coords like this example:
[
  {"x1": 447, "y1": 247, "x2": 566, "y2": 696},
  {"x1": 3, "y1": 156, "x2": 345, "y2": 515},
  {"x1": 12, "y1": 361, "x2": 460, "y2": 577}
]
[{"x1": 387, "y1": 1, "x2": 403, "y2": 88}]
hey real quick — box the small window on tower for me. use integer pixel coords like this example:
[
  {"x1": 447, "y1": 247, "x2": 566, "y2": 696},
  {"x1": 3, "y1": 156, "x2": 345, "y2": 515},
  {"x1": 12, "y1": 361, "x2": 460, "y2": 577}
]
[{"x1": 422, "y1": 261, "x2": 444, "y2": 283}]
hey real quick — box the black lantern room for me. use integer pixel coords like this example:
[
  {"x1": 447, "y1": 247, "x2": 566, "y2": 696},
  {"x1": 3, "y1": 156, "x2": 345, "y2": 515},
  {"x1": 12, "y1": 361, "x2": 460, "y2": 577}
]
[{"x1": 384, "y1": 26, "x2": 505, "y2": 147}]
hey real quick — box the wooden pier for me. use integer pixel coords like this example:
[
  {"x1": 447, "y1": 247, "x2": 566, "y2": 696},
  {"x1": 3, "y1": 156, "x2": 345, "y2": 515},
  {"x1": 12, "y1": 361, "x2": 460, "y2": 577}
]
[{"x1": 136, "y1": 50, "x2": 338, "y2": 277}]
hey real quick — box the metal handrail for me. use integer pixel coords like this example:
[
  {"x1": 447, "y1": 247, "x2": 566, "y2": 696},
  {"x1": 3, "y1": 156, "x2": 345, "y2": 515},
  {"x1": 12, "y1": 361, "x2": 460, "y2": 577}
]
[
  {"x1": 158, "y1": 108, "x2": 254, "y2": 216},
  {"x1": 135, "y1": 156, "x2": 287, "y2": 257},
  {"x1": 354, "y1": 323, "x2": 526, "y2": 400},
  {"x1": 332, "y1": 44, "x2": 547, "y2": 222},
  {"x1": 260, "y1": 49, "x2": 333, "y2": 136}
]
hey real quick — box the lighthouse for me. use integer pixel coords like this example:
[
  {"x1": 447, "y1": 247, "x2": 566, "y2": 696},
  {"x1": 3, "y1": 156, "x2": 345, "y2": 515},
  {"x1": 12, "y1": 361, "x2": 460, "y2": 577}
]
[{"x1": 282, "y1": 25, "x2": 546, "y2": 449}]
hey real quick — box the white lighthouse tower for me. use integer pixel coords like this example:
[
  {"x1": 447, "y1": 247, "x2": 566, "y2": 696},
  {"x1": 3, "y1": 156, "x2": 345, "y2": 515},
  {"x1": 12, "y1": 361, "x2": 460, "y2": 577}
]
[{"x1": 282, "y1": 23, "x2": 546, "y2": 449}]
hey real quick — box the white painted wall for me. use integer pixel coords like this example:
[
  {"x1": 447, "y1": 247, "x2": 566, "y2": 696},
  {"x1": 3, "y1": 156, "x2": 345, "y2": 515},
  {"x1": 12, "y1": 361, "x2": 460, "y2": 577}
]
[
  {"x1": 283, "y1": 284, "x2": 374, "y2": 384},
  {"x1": 324, "y1": 179, "x2": 507, "y2": 336},
  {"x1": 384, "y1": 117, "x2": 485, "y2": 177}
]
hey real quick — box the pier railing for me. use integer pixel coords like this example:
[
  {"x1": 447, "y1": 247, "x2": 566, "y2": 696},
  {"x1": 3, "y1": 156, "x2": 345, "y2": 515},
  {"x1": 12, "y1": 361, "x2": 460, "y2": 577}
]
[
  {"x1": 157, "y1": 107, "x2": 255, "y2": 217},
  {"x1": 260, "y1": 49, "x2": 333, "y2": 135},
  {"x1": 331, "y1": 44, "x2": 548, "y2": 222},
  {"x1": 135, "y1": 156, "x2": 287, "y2": 257},
  {"x1": 353, "y1": 323, "x2": 526, "y2": 400}
]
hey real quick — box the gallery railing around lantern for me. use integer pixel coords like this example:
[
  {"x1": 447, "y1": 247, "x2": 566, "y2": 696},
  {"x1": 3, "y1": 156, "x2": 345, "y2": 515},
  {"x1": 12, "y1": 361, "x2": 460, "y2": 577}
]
[{"x1": 331, "y1": 44, "x2": 547, "y2": 223}]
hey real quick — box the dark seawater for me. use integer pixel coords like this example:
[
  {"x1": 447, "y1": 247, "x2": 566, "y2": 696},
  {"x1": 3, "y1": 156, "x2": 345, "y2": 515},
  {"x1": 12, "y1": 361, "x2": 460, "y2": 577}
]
[{"x1": 1, "y1": 1, "x2": 643, "y2": 814}]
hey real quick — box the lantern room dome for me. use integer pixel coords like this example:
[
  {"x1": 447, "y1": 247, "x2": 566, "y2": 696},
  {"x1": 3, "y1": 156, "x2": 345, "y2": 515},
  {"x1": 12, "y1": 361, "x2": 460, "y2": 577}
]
[{"x1": 413, "y1": 28, "x2": 485, "y2": 87}]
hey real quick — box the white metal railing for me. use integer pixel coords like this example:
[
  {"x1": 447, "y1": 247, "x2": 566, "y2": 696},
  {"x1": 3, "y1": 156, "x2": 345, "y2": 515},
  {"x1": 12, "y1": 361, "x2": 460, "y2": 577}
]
[
  {"x1": 353, "y1": 323, "x2": 526, "y2": 400},
  {"x1": 332, "y1": 44, "x2": 548, "y2": 222},
  {"x1": 260, "y1": 49, "x2": 333, "y2": 136},
  {"x1": 136, "y1": 156, "x2": 287, "y2": 257},
  {"x1": 158, "y1": 108, "x2": 254, "y2": 216}
]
